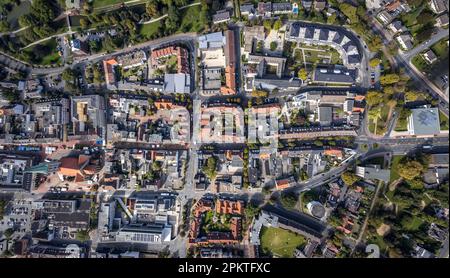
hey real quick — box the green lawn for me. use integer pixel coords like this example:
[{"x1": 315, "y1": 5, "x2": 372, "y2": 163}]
[
  {"x1": 260, "y1": 226, "x2": 307, "y2": 258},
  {"x1": 294, "y1": 45, "x2": 342, "y2": 66},
  {"x1": 201, "y1": 211, "x2": 231, "y2": 234},
  {"x1": 139, "y1": 20, "x2": 162, "y2": 39},
  {"x1": 390, "y1": 155, "x2": 403, "y2": 182},
  {"x1": 402, "y1": 215, "x2": 424, "y2": 231},
  {"x1": 411, "y1": 54, "x2": 430, "y2": 72},
  {"x1": 431, "y1": 38, "x2": 449, "y2": 59}
]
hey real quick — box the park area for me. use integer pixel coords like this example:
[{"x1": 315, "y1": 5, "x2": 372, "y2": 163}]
[
  {"x1": 22, "y1": 38, "x2": 62, "y2": 66},
  {"x1": 260, "y1": 226, "x2": 307, "y2": 258},
  {"x1": 139, "y1": 20, "x2": 162, "y2": 39},
  {"x1": 368, "y1": 99, "x2": 396, "y2": 136}
]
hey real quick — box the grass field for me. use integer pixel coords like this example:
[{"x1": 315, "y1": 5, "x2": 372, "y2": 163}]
[
  {"x1": 139, "y1": 20, "x2": 162, "y2": 38},
  {"x1": 260, "y1": 226, "x2": 307, "y2": 258},
  {"x1": 390, "y1": 155, "x2": 403, "y2": 182}
]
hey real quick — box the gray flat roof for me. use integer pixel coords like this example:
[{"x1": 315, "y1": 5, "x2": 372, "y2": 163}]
[{"x1": 410, "y1": 107, "x2": 441, "y2": 135}]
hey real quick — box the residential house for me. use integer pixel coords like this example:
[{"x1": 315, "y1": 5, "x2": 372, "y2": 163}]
[
  {"x1": 436, "y1": 13, "x2": 449, "y2": 27},
  {"x1": 258, "y1": 2, "x2": 272, "y2": 17},
  {"x1": 302, "y1": 0, "x2": 313, "y2": 10},
  {"x1": 388, "y1": 21, "x2": 407, "y2": 34},
  {"x1": 377, "y1": 10, "x2": 394, "y2": 25},
  {"x1": 272, "y1": 2, "x2": 292, "y2": 14},
  {"x1": 395, "y1": 33, "x2": 414, "y2": 50},
  {"x1": 429, "y1": 0, "x2": 448, "y2": 14},
  {"x1": 213, "y1": 10, "x2": 231, "y2": 24},
  {"x1": 314, "y1": 0, "x2": 327, "y2": 11},
  {"x1": 423, "y1": 49, "x2": 438, "y2": 64},
  {"x1": 240, "y1": 4, "x2": 256, "y2": 18}
]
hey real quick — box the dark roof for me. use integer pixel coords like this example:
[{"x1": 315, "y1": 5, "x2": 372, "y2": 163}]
[
  {"x1": 313, "y1": 66, "x2": 357, "y2": 84},
  {"x1": 272, "y1": 2, "x2": 292, "y2": 11},
  {"x1": 319, "y1": 29, "x2": 329, "y2": 41},
  {"x1": 290, "y1": 23, "x2": 300, "y2": 37},
  {"x1": 332, "y1": 32, "x2": 344, "y2": 44},
  {"x1": 240, "y1": 4, "x2": 255, "y2": 13},
  {"x1": 213, "y1": 10, "x2": 231, "y2": 23},
  {"x1": 348, "y1": 55, "x2": 361, "y2": 64},
  {"x1": 304, "y1": 27, "x2": 315, "y2": 39},
  {"x1": 262, "y1": 204, "x2": 326, "y2": 240},
  {"x1": 120, "y1": 223, "x2": 166, "y2": 234}
]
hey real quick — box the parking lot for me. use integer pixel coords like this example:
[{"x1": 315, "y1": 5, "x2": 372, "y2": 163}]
[{"x1": 0, "y1": 197, "x2": 33, "y2": 239}]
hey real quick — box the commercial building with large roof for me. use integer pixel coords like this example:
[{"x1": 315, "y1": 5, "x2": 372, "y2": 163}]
[{"x1": 407, "y1": 107, "x2": 441, "y2": 136}]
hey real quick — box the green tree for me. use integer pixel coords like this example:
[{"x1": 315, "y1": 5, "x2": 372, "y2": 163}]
[
  {"x1": 0, "y1": 21, "x2": 10, "y2": 32},
  {"x1": 380, "y1": 73, "x2": 400, "y2": 86},
  {"x1": 327, "y1": 13, "x2": 337, "y2": 25},
  {"x1": 273, "y1": 18, "x2": 282, "y2": 30},
  {"x1": 0, "y1": 200, "x2": 6, "y2": 219},
  {"x1": 339, "y1": 3, "x2": 358, "y2": 23},
  {"x1": 397, "y1": 159, "x2": 424, "y2": 180},
  {"x1": 80, "y1": 18, "x2": 89, "y2": 29},
  {"x1": 366, "y1": 90, "x2": 383, "y2": 106},
  {"x1": 202, "y1": 156, "x2": 218, "y2": 180},
  {"x1": 404, "y1": 91, "x2": 422, "y2": 102},
  {"x1": 30, "y1": 0, "x2": 57, "y2": 24},
  {"x1": 368, "y1": 106, "x2": 382, "y2": 122},
  {"x1": 62, "y1": 68, "x2": 76, "y2": 83},
  {"x1": 263, "y1": 19, "x2": 272, "y2": 31},
  {"x1": 416, "y1": 27, "x2": 434, "y2": 42},
  {"x1": 383, "y1": 86, "x2": 395, "y2": 96},
  {"x1": 368, "y1": 35, "x2": 383, "y2": 52},
  {"x1": 340, "y1": 171, "x2": 361, "y2": 187},
  {"x1": 18, "y1": 14, "x2": 35, "y2": 28},
  {"x1": 270, "y1": 41, "x2": 277, "y2": 51},
  {"x1": 146, "y1": 0, "x2": 160, "y2": 17},
  {"x1": 89, "y1": 40, "x2": 101, "y2": 53},
  {"x1": 369, "y1": 58, "x2": 381, "y2": 68},
  {"x1": 165, "y1": 4, "x2": 180, "y2": 33},
  {"x1": 280, "y1": 192, "x2": 298, "y2": 210},
  {"x1": 313, "y1": 140, "x2": 324, "y2": 146},
  {"x1": 417, "y1": 11, "x2": 434, "y2": 25},
  {"x1": 298, "y1": 68, "x2": 308, "y2": 80}
]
